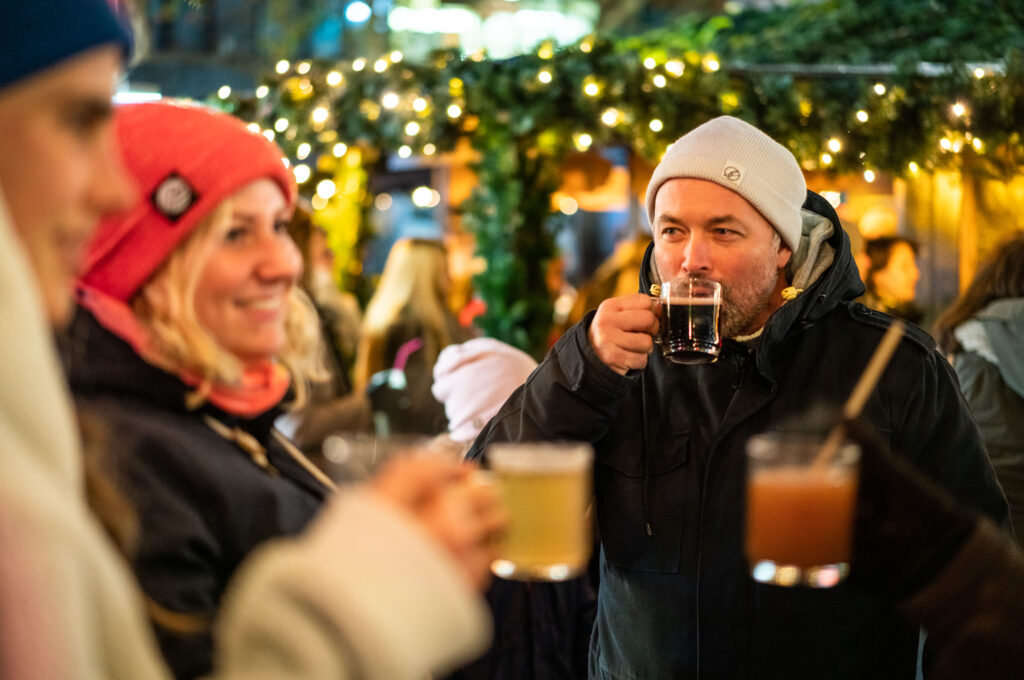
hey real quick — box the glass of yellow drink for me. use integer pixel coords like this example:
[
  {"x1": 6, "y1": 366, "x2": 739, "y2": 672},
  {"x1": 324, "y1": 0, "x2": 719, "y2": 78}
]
[{"x1": 487, "y1": 442, "x2": 593, "y2": 581}]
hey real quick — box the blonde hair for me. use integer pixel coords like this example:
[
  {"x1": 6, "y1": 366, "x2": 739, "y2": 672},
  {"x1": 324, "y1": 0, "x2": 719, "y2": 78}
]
[
  {"x1": 353, "y1": 239, "x2": 454, "y2": 390},
  {"x1": 132, "y1": 201, "x2": 325, "y2": 409}
]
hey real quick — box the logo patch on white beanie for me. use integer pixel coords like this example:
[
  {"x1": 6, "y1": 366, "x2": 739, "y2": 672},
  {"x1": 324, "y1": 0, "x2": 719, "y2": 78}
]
[{"x1": 722, "y1": 163, "x2": 743, "y2": 183}]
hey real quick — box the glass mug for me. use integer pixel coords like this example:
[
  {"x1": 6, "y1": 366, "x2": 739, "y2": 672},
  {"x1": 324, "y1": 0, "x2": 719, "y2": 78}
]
[
  {"x1": 745, "y1": 432, "x2": 861, "y2": 588},
  {"x1": 486, "y1": 442, "x2": 593, "y2": 581},
  {"x1": 658, "y1": 276, "x2": 722, "y2": 364}
]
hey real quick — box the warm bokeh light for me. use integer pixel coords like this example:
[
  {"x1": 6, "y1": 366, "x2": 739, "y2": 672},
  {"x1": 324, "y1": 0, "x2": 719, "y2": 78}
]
[
  {"x1": 311, "y1": 107, "x2": 329, "y2": 125},
  {"x1": 316, "y1": 179, "x2": 337, "y2": 199}
]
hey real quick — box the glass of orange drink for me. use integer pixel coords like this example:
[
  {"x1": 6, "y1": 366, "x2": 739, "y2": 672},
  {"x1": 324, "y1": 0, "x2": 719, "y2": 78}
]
[{"x1": 745, "y1": 432, "x2": 860, "y2": 588}]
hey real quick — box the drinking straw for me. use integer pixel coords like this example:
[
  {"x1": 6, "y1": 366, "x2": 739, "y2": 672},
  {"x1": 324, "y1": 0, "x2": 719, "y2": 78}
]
[{"x1": 815, "y1": 320, "x2": 906, "y2": 466}]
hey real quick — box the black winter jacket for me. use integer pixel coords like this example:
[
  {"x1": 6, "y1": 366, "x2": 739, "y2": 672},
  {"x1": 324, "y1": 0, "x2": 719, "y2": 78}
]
[
  {"x1": 63, "y1": 308, "x2": 331, "y2": 680},
  {"x1": 470, "y1": 192, "x2": 1008, "y2": 680}
]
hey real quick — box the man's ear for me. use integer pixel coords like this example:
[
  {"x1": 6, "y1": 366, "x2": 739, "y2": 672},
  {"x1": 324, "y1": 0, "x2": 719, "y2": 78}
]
[{"x1": 776, "y1": 243, "x2": 793, "y2": 270}]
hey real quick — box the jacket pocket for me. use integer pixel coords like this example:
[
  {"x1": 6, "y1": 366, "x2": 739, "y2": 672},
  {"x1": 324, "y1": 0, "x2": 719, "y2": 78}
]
[{"x1": 595, "y1": 429, "x2": 689, "y2": 573}]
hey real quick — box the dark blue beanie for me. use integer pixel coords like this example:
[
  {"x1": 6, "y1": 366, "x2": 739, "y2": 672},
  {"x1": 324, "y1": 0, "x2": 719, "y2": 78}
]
[{"x1": 0, "y1": 0, "x2": 133, "y2": 91}]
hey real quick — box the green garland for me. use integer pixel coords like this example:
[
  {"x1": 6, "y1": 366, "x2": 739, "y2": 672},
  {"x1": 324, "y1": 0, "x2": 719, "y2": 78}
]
[{"x1": 210, "y1": 2, "x2": 1024, "y2": 355}]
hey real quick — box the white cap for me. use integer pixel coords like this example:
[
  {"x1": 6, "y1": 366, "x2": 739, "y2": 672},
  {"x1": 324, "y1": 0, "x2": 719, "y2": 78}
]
[
  {"x1": 431, "y1": 338, "x2": 538, "y2": 443},
  {"x1": 645, "y1": 116, "x2": 806, "y2": 251}
]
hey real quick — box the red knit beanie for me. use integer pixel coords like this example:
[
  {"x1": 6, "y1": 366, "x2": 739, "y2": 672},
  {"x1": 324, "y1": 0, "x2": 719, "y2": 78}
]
[{"x1": 79, "y1": 101, "x2": 296, "y2": 302}]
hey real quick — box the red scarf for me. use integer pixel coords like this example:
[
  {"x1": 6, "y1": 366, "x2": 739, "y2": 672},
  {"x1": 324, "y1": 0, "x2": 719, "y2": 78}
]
[{"x1": 77, "y1": 285, "x2": 290, "y2": 418}]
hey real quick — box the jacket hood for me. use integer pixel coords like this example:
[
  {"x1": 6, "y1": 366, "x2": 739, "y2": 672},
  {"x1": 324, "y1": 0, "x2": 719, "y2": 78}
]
[
  {"x1": 955, "y1": 297, "x2": 1024, "y2": 399},
  {"x1": 640, "y1": 190, "x2": 865, "y2": 377}
]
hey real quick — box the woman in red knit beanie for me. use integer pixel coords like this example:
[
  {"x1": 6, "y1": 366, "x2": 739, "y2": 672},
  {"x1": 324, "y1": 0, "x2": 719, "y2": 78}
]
[{"x1": 62, "y1": 100, "x2": 501, "y2": 679}]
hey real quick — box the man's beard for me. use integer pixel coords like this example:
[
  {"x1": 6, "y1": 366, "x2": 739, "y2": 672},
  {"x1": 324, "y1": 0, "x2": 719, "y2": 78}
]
[{"x1": 718, "y1": 256, "x2": 782, "y2": 338}]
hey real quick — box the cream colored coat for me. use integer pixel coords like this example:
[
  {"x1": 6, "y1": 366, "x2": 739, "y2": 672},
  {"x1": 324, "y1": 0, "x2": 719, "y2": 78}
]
[{"x1": 0, "y1": 188, "x2": 489, "y2": 679}]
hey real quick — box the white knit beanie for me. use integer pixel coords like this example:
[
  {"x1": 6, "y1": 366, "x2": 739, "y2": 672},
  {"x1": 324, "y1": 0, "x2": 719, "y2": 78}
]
[
  {"x1": 645, "y1": 116, "x2": 806, "y2": 252},
  {"x1": 431, "y1": 338, "x2": 538, "y2": 443}
]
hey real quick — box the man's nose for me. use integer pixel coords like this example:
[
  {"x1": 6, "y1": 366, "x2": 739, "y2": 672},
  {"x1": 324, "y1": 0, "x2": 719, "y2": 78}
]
[{"x1": 681, "y1": 234, "x2": 712, "y2": 275}]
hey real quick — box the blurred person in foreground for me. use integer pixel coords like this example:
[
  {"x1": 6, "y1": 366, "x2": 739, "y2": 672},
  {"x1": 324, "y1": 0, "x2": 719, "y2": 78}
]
[
  {"x1": 469, "y1": 116, "x2": 1007, "y2": 679},
  {"x1": 847, "y1": 415, "x2": 1024, "y2": 680},
  {"x1": 432, "y1": 337, "x2": 597, "y2": 680},
  {"x1": 934, "y1": 231, "x2": 1024, "y2": 542},
  {"x1": 858, "y1": 235, "x2": 924, "y2": 324},
  {"x1": 0, "y1": 3, "x2": 501, "y2": 678},
  {"x1": 355, "y1": 237, "x2": 471, "y2": 436}
]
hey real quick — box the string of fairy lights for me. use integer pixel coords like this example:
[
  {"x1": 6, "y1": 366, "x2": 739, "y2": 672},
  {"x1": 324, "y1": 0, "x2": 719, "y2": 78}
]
[
  {"x1": 204, "y1": 32, "x2": 1022, "y2": 354},
  {"x1": 212, "y1": 34, "x2": 1022, "y2": 208}
]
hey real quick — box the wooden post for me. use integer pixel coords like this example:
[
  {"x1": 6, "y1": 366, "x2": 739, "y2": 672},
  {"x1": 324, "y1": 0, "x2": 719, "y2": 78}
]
[{"x1": 958, "y1": 170, "x2": 978, "y2": 294}]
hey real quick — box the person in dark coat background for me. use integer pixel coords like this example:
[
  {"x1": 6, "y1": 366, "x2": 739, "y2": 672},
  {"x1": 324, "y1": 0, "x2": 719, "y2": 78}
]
[
  {"x1": 934, "y1": 231, "x2": 1024, "y2": 542},
  {"x1": 470, "y1": 116, "x2": 1007, "y2": 679}
]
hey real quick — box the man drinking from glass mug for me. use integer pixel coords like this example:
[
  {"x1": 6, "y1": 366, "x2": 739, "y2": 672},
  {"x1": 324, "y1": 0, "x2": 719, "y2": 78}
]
[{"x1": 469, "y1": 116, "x2": 1008, "y2": 679}]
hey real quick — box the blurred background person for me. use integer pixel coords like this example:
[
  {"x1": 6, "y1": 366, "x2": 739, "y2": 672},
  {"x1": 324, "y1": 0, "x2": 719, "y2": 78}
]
[
  {"x1": 431, "y1": 337, "x2": 597, "y2": 680},
  {"x1": 859, "y1": 235, "x2": 924, "y2": 324},
  {"x1": 279, "y1": 204, "x2": 371, "y2": 462},
  {"x1": 291, "y1": 201, "x2": 362, "y2": 388},
  {"x1": 934, "y1": 231, "x2": 1024, "y2": 542},
  {"x1": 565, "y1": 231, "x2": 651, "y2": 331},
  {"x1": 354, "y1": 237, "x2": 472, "y2": 436},
  {"x1": 0, "y1": 3, "x2": 499, "y2": 680}
]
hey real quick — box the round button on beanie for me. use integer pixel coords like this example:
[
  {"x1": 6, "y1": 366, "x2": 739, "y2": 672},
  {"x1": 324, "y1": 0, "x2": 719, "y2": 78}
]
[
  {"x1": 0, "y1": 0, "x2": 133, "y2": 91},
  {"x1": 432, "y1": 337, "x2": 538, "y2": 443},
  {"x1": 79, "y1": 101, "x2": 296, "y2": 302},
  {"x1": 645, "y1": 116, "x2": 806, "y2": 252}
]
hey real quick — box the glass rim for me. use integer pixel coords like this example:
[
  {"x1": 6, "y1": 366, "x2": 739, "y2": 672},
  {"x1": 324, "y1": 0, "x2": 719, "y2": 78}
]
[
  {"x1": 746, "y1": 432, "x2": 860, "y2": 465},
  {"x1": 661, "y1": 277, "x2": 722, "y2": 300},
  {"x1": 486, "y1": 441, "x2": 593, "y2": 471}
]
